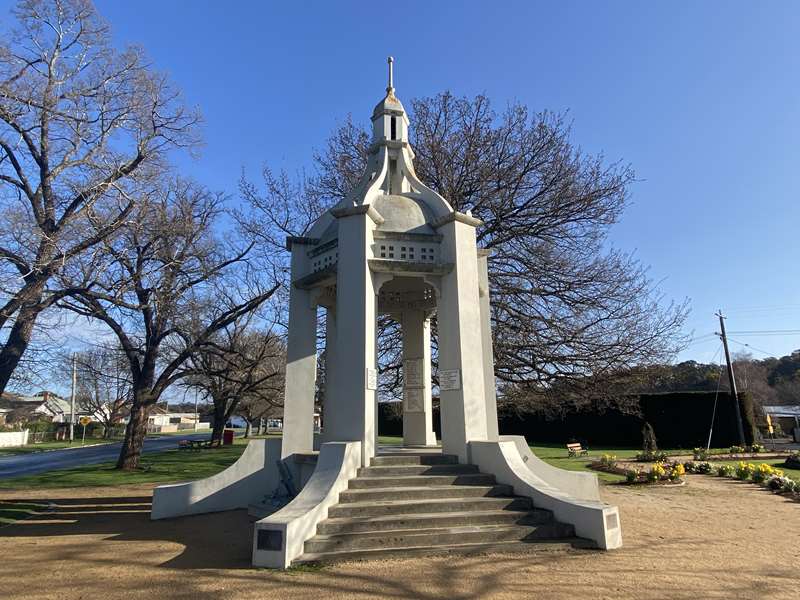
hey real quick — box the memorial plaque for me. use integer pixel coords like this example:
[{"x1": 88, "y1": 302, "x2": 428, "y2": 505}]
[
  {"x1": 404, "y1": 387, "x2": 424, "y2": 412},
  {"x1": 438, "y1": 369, "x2": 461, "y2": 391},
  {"x1": 403, "y1": 358, "x2": 424, "y2": 387},
  {"x1": 365, "y1": 367, "x2": 378, "y2": 390}
]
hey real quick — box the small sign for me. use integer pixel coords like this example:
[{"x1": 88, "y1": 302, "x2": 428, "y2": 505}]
[
  {"x1": 79, "y1": 416, "x2": 92, "y2": 426},
  {"x1": 365, "y1": 367, "x2": 378, "y2": 390},
  {"x1": 403, "y1": 359, "x2": 424, "y2": 387},
  {"x1": 439, "y1": 369, "x2": 461, "y2": 391},
  {"x1": 404, "y1": 388, "x2": 424, "y2": 412}
]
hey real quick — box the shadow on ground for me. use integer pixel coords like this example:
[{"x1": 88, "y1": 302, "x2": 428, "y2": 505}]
[{"x1": 0, "y1": 493, "x2": 252, "y2": 569}]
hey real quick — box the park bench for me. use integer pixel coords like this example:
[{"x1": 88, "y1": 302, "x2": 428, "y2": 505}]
[
  {"x1": 567, "y1": 442, "x2": 589, "y2": 457},
  {"x1": 178, "y1": 439, "x2": 221, "y2": 451}
]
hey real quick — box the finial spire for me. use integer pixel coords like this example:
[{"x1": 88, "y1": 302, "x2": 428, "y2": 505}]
[{"x1": 387, "y1": 56, "x2": 394, "y2": 95}]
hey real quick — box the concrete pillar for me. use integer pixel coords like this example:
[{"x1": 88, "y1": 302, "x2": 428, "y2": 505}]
[
  {"x1": 327, "y1": 206, "x2": 380, "y2": 466},
  {"x1": 320, "y1": 307, "x2": 338, "y2": 443},
  {"x1": 436, "y1": 214, "x2": 489, "y2": 463},
  {"x1": 478, "y1": 251, "x2": 499, "y2": 441},
  {"x1": 401, "y1": 310, "x2": 436, "y2": 446},
  {"x1": 281, "y1": 244, "x2": 317, "y2": 459}
]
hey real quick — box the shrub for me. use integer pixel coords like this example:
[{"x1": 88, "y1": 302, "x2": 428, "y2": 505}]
[
  {"x1": 766, "y1": 475, "x2": 798, "y2": 495},
  {"x1": 647, "y1": 463, "x2": 666, "y2": 482},
  {"x1": 785, "y1": 452, "x2": 800, "y2": 469},
  {"x1": 693, "y1": 447, "x2": 708, "y2": 460},
  {"x1": 735, "y1": 462, "x2": 755, "y2": 480},
  {"x1": 695, "y1": 461, "x2": 713, "y2": 474},
  {"x1": 669, "y1": 463, "x2": 685, "y2": 482},
  {"x1": 752, "y1": 463, "x2": 775, "y2": 483},
  {"x1": 749, "y1": 443, "x2": 765, "y2": 454},
  {"x1": 683, "y1": 461, "x2": 696, "y2": 473},
  {"x1": 625, "y1": 469, "x2": 639, "y2": 483},
  {"x1": 636, "y1": 450, "x2": 668, "y2": 462},
  {"x1": 599, "y1": 454, "x2": 617, "y2": 469},
  {"x1": 717, "y1": 464, "x2": 735, "y2": 477},
  {"x1": 729, "y1": 445, "x2": 745, "y2": 455}
]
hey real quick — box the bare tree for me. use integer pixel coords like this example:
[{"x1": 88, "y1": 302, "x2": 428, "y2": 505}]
[
  {"x1": 0, "y1": 0, "x2": 199, "y2": 397},
  {"x1": 182, "y1": 317, "x2": 285, "y2": 444},
  {"x1": 240, "y1": 93, "x2": 689, "y2": 406},
  {"x1": 61, "y1": 345, "x2": 132, "y2": 437},
  {"x1": 59, "y1": 178, "x2": 279, "y2": 469}
]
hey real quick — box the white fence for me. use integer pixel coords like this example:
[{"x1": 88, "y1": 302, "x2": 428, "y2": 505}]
[{"x1": 0, "y1": 429, "x2": 29, "y2": 448}]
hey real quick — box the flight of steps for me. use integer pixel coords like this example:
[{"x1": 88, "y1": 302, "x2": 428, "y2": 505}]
[{"x1": 292, "y1": 452, "x2": 590, "y2": 565}]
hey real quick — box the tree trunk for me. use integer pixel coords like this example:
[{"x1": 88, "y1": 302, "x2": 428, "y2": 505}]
[
  {"x1": 0, "y1": 282, "x2": 46, "y2": 397},
  {"x1": 211, "y1": 404, "x2": 226, "y2": 445},
  {"x1": 244, "y1": 419, "x2": 252, "y2": 438},
  {"x1": 117, "y1": 402, "x2": 150, "y2": 470}
]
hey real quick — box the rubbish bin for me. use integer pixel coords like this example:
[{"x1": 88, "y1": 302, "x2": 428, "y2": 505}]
[{"x1": 223, "y1": 429, "x2": 234, "y2": 446}]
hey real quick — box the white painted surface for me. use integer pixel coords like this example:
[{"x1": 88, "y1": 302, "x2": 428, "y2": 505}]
[
  {"x1": 469, "y1": 440, "x2": 622, "y2": 550},
  {"x1": 252, "y1": 441, "x2": 362, "y2": 568},
  {"x1": 0, "y1": 429, "x2": 28, "y2": 448},
  {"x1": 282, "y1": 242, "x2": 318, "y2": 459},
  {"x1": 151, "y1": 438, "x2": 281, "y2": 520},
  {"x1": 437, "y1": 218, "x2": 489, "y2": 462},
  {"x1": 401, "y1": 310, "x2": 436, "y2": 446},
  {"x1": 478, "y1": 252, "x2": 499, "y2": 441},
  {"x1": 499, "y1": 435, "x2": 601, "y2": 502}
]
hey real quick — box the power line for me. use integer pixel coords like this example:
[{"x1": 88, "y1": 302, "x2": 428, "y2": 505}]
[{"x1": 726, "y1": 337, "x2": 777, "y2": 358}]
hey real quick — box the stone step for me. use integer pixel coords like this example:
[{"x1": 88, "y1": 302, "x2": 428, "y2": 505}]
[
  {"x1": 357, "y1": 464, "x2": 480, "y2": 477},
  {"x1": 370, "y1": 454, "x2": 458, "y2": 466},
  {"x1": 338, "y1": 484, "x2": 513, "y2": 504},
  {"x1": 317, "y1": 508, "x2": 555, "y2": 535},
  {"x1": 305, "y1": 523, "x2": 577, "y2": 553},
  {"x1": 327, "y1": 496, "x2": 532, "y2": 519},
  {"x1": 295, "y1": 538, "x2": 592, "y2": 565},
  {"x1": 348, "y1": 473, "x2": 496, "y2": 489}
]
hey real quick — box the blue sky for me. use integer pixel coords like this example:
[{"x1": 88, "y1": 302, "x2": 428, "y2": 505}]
[{"x1": 4, "y1": 0, "x2": 800, "y2": 365}]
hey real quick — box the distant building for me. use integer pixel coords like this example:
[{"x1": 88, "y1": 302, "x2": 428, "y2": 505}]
[
  {"x1": 763, "y1": 405, "x2": 800, "y2": 440},
  {"x1": 0, "y1": 391, "x2": 106, "y2": 425}
]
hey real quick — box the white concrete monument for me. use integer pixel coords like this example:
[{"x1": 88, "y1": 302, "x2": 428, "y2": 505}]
[
  {"x1": 150, "y1": 59, "x2": 622, "y2": 568},
  {"x1": 281, "y1": 56, "x2": 498, "y2": 465}
]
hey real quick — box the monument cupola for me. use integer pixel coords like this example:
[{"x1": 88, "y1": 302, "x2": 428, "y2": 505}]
[{"x1": 371, "y1": 56, "x2": 409, "y2": 144}]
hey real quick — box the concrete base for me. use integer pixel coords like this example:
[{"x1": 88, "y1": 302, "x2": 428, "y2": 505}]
[
  {"x1": 151, "y1": 438, "x2": 283, "y2": 520},
  {"x1": 469, "y1": 440, "x2": 622, "y2": 550},
  {"x1": 252, "y1": 441, "x2": 362, "y2": 569}
]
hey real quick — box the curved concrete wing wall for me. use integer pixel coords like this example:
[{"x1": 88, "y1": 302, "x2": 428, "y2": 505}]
[
  {"x1": 469, "y1": 440, "x2": 622, "y2": 550},
  {"x1": 151, "y1": 438, "x2": 281, "y2": 520},
  {"x1": 252, "y1": 441, "x2": 361, "y2": 569},
  {"x1": 499, "y1": 435, "x2": 601, "y2": 502}
]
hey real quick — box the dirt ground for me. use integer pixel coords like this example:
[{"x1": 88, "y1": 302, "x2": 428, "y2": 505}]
[{"x1": 0, "y1": 476, "x2": 798, "y2": 600}]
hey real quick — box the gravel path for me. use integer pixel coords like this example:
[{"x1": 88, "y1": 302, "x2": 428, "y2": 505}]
[{"x1": 0, "y1": 475, "x2": 797, "y2": 599}]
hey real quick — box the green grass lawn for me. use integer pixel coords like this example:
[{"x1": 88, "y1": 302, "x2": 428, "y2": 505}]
[{"x1": 0, "y1": 500, "x2": 49, "y2": 525}]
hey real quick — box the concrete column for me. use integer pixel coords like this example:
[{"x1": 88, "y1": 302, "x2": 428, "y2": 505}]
[
  {"x1": 401, "y1": 310, "x2": 436, "y2": 446},
  {"x1": 320, "y1": 307, "x2": 338, "y2": 443},
  {"x1": 281, "y1": 244, "x2": 317, "y2": 459},
  {"x1": 327, "y1": 206, "x2": 380, "y2": 466},
  {"x1": 436, "y1": 214, "x2": 489, "y2": 463},
  {"x1": 478, "y1": 251, "x2": 499, "y2": 441}
]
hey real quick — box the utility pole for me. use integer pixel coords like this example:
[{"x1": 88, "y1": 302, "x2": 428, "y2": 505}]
[
  {"x1": 69, "y1": 353, "x2": 76, "y2": 443},
  {"x1": 717, "y1": 310, "x2": 746, "y2": 446}
]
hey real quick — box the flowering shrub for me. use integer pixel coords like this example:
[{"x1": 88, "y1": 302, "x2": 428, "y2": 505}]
[
  {"x1": 669, "y1": 463, "x2": 685, "y2": 481},
  {"x1": 599, "y1": 454, "x2": 617, "y2": 469},
  {"x1": 695, "y1": 461, "x2": 712, "y2": 474},
  {"x1": 647, "y1": 463, "x2": 666, "y2": 482},
  {"x1": 625, "y1": 469, "x2": 639, "y2": 483},
  {"x1": 729, "y1": 445, "x2": 746, "y2": 455},
  {"x1": 749, "y1": 443, "x2": 765, "y2": 454},
  {"x1": 752, "y1": 463, "x2": 782, "y2": 483},
  {"x1": 735, "y1": 462, "x2": 756, "y2": 480},
  {"x1": 716, "y1": 465, "x2": 735, "y2": 477},
  {"x1": 693, "y1": 448, "x2": 708, "y2": 460},
  {"x1": 636, "y1": 450, "x2": 668, "y2": 462},
  {"x1": 766, "y1": 475, "x2": 797, "y2": 494}
]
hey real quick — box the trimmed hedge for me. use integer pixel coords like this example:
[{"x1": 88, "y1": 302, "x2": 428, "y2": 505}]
[{"x1": 377, "y1": 391, "x2": 756, "y2": 448}]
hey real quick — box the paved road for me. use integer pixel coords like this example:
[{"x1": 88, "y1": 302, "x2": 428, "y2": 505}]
[{"x1": 0, "y1": 433, "x2": 213, "y2": 480}]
